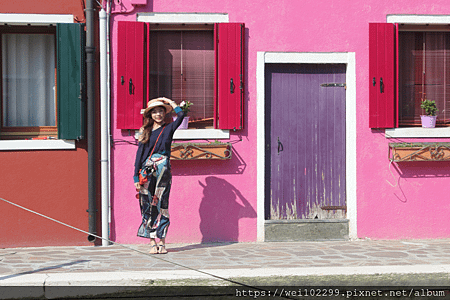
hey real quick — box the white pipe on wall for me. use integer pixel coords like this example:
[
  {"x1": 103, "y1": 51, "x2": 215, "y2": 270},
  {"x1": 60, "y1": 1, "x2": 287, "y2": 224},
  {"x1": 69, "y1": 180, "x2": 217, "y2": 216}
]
[
  {"x1": 106, "y1": 0, "x2": 112, "y2": 247},
  {"x1": 99, "y1": 7, "x2": 110, "y2": 246}
]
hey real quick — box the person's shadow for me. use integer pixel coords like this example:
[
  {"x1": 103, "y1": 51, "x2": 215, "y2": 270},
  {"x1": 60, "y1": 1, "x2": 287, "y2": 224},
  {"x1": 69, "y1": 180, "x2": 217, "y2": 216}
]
[{"x1": 199, "y1": 176, "x2": 256, "y2": 243}]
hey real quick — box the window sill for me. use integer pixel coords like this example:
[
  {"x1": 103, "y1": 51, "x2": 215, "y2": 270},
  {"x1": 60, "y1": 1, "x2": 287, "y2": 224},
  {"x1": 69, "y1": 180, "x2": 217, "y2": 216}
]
[
  {"x1": 385, "y1": 127, "x2": 450, "y2": 138},
  {"x1": 0, "y1": 140, "x2": 76, "y2": 151},
  {"x1": 135, "y1": 129, "x2": 230, "y2": 140},
  {"x1": 174, "y1": 129, "x2": 230, "y2": 140}
]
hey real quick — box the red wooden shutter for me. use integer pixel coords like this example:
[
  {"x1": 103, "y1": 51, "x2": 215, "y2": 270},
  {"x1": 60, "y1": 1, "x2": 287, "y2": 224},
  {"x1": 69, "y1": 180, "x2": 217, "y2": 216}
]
[
  {"x1": 214, "y1": 23, "x2": 245, "y2": 130},
  {"x1": 369, "y1": 23, "x2": 396, "y2": 128},
  {"x1": 116, "y1": 21, "x2": 146, "y2": 130},
  {"x1": 395, "y1": 23, "x2": 399, "y2": 127}
]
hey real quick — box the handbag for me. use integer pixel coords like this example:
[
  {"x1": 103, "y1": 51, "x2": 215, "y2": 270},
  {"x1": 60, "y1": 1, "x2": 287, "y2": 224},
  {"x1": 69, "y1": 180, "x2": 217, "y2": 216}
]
[{"x1": 138, "y1": 126, "x2": 166, "y2": 186}]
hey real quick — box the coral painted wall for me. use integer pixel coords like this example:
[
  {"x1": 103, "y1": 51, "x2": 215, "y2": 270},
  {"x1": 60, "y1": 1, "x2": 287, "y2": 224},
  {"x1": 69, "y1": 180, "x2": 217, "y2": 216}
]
[
  {"x1": 0, "y1": 145, "x2": 90, "y2": 247},
  {"x1": 110, "y1": 0, "x2": 450, "y2": 243},
  {"x1": 0, "y1": 1, "x2": 93, "y2": 247},
  {"x1": 1, "y1": 0, "x2": 85, "y2": 22}
]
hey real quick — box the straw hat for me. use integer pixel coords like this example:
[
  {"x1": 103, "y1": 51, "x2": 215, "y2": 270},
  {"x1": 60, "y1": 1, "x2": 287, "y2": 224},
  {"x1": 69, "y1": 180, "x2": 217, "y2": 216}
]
[{"x1": 142, "y1": 97, "x2": 173, "y2": 115}]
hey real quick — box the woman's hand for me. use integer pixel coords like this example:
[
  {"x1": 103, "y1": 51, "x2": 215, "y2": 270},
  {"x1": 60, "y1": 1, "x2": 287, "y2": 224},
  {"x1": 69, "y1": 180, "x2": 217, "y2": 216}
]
[
  {"x1": 134, "y1": 182, "x2": 141, "y2": 191},
  {"x1": 160, "y1": 97, "x2": 177, "y2": 108}
]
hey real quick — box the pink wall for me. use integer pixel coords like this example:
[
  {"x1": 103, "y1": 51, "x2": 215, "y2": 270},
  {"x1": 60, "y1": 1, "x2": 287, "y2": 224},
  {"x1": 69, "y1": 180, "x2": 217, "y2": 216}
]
[{"x1": 110, "y1": 0, "x2": 450, "y2": 243}]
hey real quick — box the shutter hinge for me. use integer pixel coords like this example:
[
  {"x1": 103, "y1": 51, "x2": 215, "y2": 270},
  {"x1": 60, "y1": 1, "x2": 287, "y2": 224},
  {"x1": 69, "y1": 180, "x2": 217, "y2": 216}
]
[{"x1": 239, "y1": 74, "x2": 243, "y2": 90}]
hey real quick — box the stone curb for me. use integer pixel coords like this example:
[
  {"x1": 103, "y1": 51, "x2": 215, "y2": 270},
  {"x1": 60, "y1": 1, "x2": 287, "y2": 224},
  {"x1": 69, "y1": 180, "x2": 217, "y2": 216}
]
[{"x1": 2, "y1": 264, "x2": 450, "y2": 286}]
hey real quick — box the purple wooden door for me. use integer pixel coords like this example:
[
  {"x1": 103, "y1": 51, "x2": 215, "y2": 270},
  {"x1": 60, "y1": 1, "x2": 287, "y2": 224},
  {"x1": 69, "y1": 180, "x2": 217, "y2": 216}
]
[{"x1": 266, "y1": 64, "x2": 346, "y2": 220}]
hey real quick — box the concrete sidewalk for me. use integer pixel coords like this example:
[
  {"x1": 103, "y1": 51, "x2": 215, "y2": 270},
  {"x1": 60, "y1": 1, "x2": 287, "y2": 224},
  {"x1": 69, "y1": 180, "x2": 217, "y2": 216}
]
[{"x1": 1, "y1": 239, "x2": 450, "y2": 298}]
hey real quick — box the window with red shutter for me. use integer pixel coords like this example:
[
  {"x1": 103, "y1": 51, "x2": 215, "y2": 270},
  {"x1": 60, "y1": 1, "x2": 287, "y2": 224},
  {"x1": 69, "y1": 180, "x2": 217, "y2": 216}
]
[
  {"x1": 115, "y1": 21, "x2": 245, "y2": 131},
  {"x1": 369, "y1": 22, "x2": 450, "y2": 128}
]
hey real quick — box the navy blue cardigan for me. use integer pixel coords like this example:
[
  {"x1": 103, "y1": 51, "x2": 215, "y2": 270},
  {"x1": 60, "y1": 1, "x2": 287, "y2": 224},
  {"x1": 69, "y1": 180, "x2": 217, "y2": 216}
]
[{"x1": 133, "y1": 106, "x2": 184, "y2": 183}]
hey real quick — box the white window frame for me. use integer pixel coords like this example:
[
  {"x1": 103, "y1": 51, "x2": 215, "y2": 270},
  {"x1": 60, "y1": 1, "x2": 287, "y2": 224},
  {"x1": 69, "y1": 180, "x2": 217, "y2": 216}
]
[
  {"x1": 386, "y1": 14, "x2": 450, "y2": 138},
  {"x1": 0, "y1": 13, "x2": 73, "y2": 25},
  {"x1": 136, "y1": 12, "x2": 230, "y2": 140},
  {"x1": 256, "y1": 52, "x2": 357, "y2": 241},
  {"x1": 0, "y1": 13, "x2": 75, "y2": 150}
]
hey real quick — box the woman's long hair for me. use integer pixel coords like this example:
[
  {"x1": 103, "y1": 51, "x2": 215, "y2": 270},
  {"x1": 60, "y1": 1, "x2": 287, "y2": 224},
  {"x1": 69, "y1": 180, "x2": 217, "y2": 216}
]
[
  {"x1": 139, "y1": 106, "x2": 169, "y2": 144},
  {"x1": 138, "y1": 110, "x2": 155, "y2": 144}
]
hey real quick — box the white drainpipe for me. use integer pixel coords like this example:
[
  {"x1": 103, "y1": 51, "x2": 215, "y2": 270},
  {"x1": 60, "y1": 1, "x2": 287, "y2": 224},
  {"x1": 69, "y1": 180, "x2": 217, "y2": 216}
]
[{"x1": 99, "y1": 7, "x2": 110, "y2": 246}]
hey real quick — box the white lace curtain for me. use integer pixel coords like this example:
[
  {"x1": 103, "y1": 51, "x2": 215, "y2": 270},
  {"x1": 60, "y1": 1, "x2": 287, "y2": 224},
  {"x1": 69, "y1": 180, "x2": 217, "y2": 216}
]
[{"x1": 2, "y1": 33, "x2": 55, "y2": 127}]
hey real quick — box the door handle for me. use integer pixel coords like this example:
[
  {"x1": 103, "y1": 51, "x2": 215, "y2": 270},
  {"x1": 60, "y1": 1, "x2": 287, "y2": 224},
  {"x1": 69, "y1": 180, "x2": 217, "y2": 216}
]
[
  {"x1": 372, "y1": 77, "x2": 376, "y2": 87},
  {"x1": 129, "y1": 78, "x2": 133, "y2": 95},
  {"x1": 380, "y1": 77, "x2": 384, "y2": 93},
  {"x1": 277, "y1": 137, "x2": 284, "y2": 155},
  {"x1": 230, "y1": 78, "x2": 235, "y2": 94}
]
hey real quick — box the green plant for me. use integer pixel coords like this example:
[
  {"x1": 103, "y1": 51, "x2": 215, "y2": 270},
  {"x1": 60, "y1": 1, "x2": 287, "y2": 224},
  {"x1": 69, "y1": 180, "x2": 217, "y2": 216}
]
[
  {"x1": 420, "y1": 99, "x2": 438, "y2": 116},
  {"x1": 209, "y1": 140, "x2": 223, "y2": 145},
  {"x1": 179, "y1": 101, "x2": 193, "y2": 115}
]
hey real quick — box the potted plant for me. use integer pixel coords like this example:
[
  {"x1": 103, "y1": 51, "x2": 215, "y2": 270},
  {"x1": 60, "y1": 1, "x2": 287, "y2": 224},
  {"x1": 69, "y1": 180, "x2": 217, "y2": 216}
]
[
  {"x1": 173, "y1": 100, "x2": 193, "y2": 129},
  {"x1": 420, "y1": 99, "x2": 438, "y2": 128}
]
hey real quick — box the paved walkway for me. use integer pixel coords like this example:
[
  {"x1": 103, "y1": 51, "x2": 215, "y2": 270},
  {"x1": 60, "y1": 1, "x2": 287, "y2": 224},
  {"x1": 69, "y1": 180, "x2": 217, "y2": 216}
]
[
  {"x1": 1, "y1": 239, "x2": 450, "y2": 298},
  {"x1": 1, "y1": 239, "x2": 450, "y2": 276}
]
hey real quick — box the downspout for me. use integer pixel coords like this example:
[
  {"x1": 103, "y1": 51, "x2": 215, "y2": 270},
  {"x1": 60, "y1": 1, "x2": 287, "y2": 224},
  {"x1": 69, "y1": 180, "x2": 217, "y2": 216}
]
[
  {"x1": 85, "y1": 0, "x2": 97, "y2": 243},
  {"x1": 99, "y1": 5, "x2": 110, "y2": 246},
  {"x1": 106, "y1": 0, "x2": 112, "y2": 244}
]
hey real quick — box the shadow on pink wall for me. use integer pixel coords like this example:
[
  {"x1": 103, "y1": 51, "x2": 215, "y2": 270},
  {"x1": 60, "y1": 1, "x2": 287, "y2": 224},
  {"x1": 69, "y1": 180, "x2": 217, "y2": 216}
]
[
  {"x1": 389, "y1": 162, "x2": 450, "y2": 203},
  {"x1": 198, "y1": 176, "x2": 256, "y2": 243},
  {"x1": 392, "y1": 161, "x2": 450, "y2": 178}
]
